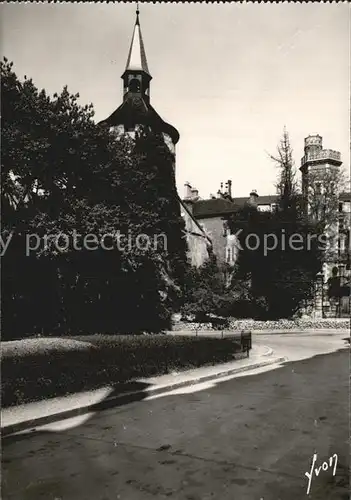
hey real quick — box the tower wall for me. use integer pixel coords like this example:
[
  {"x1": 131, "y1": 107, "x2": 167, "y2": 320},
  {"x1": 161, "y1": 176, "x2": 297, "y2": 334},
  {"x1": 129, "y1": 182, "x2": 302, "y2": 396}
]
[
  {"x1": 304, "y1": 135, "x2": 323, "y2": 156},
  {"x1": 163, "y1": 133, "x2": 175, "y2": 155},
  {"x1": 100, "y1": 9, "x2": 210, "y2": 269},
  {"x1": 197, "y1": 217, "x2": 226, "y2": 264}
]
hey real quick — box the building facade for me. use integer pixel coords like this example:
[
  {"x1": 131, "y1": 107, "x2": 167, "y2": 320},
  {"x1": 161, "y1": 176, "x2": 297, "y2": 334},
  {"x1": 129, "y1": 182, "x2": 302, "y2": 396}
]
[
  {"x1": 98, "y1": 11, "x2": 349, "y2": 315},
  {"x1": 300, "y1": 135, "x2": 350, "y2": 317},
  {"x1": 183, "y1": 181, "x2": 279, "y2": 267},
  {"x1": 184, "y1": 135, "x2": 350, "y2": 317}
]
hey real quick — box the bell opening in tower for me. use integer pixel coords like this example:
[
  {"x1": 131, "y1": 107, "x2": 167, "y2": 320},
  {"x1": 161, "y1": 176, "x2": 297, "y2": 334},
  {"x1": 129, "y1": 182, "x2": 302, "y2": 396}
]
[{"x1": 129, "y1": 78, "x2": 141, "y2": 93}]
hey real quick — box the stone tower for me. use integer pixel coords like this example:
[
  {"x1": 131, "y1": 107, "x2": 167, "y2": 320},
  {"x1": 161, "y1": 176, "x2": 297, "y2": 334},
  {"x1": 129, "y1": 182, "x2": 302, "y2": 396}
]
[
  {"x1": 99, "y1": 8, "x2": 179, "y2": 159},
  {"x1": 99, "y1": 9, "x2": 211, "y2": 267},
  {"x1": 300, "y1": 135, "x2": 350, "y2": 318},
  {"x1": 300, "y1": 134, "x2": 342, "y2": 214}
]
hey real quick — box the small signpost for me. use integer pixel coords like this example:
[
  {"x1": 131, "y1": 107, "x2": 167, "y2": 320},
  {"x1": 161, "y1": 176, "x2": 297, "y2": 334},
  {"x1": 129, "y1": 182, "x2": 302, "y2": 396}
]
[
  {"x1": 240, "y1": 331, "x2": 252, "y2": 357},
  {"x1": 227, "y1": 330, "x2": 252, "y2": 357}
]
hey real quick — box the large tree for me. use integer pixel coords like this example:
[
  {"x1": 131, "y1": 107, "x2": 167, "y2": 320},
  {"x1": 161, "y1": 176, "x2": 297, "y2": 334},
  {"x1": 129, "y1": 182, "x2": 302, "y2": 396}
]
[
  {"x1": 1, "y1": 59, "x2": 187, "y2": 338},
  {"x1": 270, "y1": 126, "x2": 299, "y2": 215},
  {"x1": 227, "y1": 129, "x2": 323, "y2": 319},
  {"x1": 181, "y1": 256, "x2": 234, "y2": 323}
]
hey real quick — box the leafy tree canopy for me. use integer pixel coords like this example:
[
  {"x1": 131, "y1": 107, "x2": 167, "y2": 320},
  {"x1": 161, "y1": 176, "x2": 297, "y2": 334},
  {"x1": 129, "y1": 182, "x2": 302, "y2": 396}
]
[{"x1": 1, "y1": 59, "x2": 187, "y2": 337}]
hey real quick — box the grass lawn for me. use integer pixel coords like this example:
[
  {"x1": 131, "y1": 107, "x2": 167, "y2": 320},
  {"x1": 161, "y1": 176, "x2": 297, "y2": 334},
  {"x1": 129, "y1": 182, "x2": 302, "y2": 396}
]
[{"x1": 1, "y1": 334, "x2": 243, "y2": 407}]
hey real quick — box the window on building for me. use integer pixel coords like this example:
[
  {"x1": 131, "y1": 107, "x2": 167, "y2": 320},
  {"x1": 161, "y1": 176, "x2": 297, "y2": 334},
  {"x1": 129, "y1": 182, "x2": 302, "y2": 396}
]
[
  {"x1": 345, "y1": 230, "x2": 350, "y2": 252},
  {"x1": 129, "y1": 78, "x2": 140, "y2": 93},
  {"x1": 226, "y1": 248, "x2": 231, "y2": 263},
  {"x1": 339, "y1": 202, "x2": 343, "y2": 212}
]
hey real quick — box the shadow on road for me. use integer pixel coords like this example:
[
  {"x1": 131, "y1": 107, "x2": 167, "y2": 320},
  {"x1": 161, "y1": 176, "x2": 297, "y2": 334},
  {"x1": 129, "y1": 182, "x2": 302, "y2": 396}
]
[
  {"x1": 2, "y1": 349, "x2": 350, "y2": 500},
  {"x1": 2, "y1": 379, "x2": 152, "y2": 440},
  {"x1": 2, "y1": 378, "x2": 159, "y2": 499}
]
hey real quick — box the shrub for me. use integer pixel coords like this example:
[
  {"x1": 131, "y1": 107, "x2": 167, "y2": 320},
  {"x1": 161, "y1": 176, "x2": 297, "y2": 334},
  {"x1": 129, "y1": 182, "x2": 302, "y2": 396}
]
[{"x1": 1, "y1": 334, "x2": 242, "y2": 407}]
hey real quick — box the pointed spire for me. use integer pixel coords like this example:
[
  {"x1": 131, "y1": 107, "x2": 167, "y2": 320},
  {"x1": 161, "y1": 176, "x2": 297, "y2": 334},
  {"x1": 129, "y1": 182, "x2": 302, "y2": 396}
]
[
  {"x1": 125, "y1": 6, "x2": 151, "y2": 76},
  {"x1": 136, "y1": 3, "x2": 140, "y2": 25}
]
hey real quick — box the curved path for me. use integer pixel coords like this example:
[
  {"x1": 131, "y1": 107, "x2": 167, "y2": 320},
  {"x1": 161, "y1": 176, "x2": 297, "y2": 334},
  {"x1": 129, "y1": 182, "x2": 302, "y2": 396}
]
[
  {"x1": 2, "y1": 331, "x2": 349, "y2": 500},
  {"x1": 253, "y1": 330, "x2": 348, "y2": 363}
]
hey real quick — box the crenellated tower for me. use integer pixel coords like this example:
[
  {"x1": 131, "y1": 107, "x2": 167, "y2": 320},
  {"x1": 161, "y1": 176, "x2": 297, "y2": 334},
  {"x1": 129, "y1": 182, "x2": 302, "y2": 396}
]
[{"x1": 300, "y1": 134, "x2": 342, "y2": 213}]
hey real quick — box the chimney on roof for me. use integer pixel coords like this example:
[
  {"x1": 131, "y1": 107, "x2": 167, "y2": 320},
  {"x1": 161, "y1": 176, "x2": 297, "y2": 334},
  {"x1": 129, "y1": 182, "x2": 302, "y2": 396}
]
[
  {"x1": 217, "y1": 182, "x2": 226, "y2": 199},
  {"x1": 191, "y1": 187, "x2": 199, "y2": 201},
  {"x1": 184, "y1": 181, "x2": 192, "y2": 199},
  {"x1": 224, "y1": 180, "x2": 232, "y2": 200},
  {"x1": 248, "y1": 189, "x2": 259, "y2": 206}
]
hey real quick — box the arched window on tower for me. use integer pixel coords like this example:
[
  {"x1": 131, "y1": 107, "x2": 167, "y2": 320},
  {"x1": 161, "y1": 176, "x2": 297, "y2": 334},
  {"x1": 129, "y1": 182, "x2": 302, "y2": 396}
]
[{"x1": 129, "y1": 78, "x2": 141, "y2": 93}]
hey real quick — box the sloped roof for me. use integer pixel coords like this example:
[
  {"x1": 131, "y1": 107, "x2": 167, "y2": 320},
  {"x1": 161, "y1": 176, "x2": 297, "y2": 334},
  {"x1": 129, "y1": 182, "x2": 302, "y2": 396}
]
[
  {"x1": 191, "y1": 195, "x2": 279, "y2": 218},
  {"x1": 193, "y1": 198, "x2": 238, "y2": 218},
  {"x1": 99, "y1": 96, "x2": 180, "y2": 144},
  {"x1": 99, "y1": 10, "x2": 179, "y2": 144},
  {"x1": 255, "y1": 195, "x2": 278, "y2": 205},
  {"x1": 125, "y1": 11, "x2": 151, "y2": 76},
  {"x1": 230, "y1": 195, "x2": 278, "y2": 206},
  {"x1": 339, "y1": 192, "x2": 351, "y2": 202}
]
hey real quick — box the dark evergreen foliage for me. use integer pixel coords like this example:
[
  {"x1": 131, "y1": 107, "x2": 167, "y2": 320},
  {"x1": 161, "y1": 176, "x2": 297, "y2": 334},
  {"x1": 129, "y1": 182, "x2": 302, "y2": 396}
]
[
  {"x1": 1, "y1": 59, "x2": 187, "y2": 338},
  {"x1": 181, "y1": 256, "x2": 236, "y2": 322}
]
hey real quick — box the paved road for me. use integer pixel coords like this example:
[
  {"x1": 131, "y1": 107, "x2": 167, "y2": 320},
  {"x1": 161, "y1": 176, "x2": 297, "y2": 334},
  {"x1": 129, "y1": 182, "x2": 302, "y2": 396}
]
[
  {"x1": 2, "y1": 345, "x2": 349, "y2": 500},
  {"x1": 253, "y1": 330, "x2": 348, "y2": 363}
]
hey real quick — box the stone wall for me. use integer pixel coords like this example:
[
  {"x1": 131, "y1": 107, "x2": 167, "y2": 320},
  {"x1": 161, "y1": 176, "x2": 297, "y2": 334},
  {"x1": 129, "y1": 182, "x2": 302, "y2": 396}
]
[
  {"x1": 185, "y1": 230, "x2": 211, "y2": 268},
  {"x1": 181, "y1": 203, "x2": 211, "y2": 268},
  {"x1": 172, "y1": 318, "x2": 350, "y2": 332},
  {"x1": 198, "y1": 216, "x2": 226, "y2": 264}
]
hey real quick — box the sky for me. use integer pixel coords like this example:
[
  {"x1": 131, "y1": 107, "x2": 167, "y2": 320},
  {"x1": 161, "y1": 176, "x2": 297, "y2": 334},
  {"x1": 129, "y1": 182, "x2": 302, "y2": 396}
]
[{"x1": 1, "y1": 2, "x2": 350, "y2": 199}]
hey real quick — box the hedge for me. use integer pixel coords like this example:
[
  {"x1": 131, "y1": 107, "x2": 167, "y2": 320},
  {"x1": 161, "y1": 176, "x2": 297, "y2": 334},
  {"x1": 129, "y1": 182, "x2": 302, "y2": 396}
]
[{"x1": 2, "y1": 334, "x2": 242, "y2": 407}]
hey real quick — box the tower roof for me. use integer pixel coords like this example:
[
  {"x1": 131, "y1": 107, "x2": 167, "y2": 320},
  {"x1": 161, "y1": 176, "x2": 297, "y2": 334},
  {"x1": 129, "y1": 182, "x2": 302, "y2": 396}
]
[
  {"x1": 100, "y1": 96, "x2": 180, "y2": 144},
  {"x1": 99, "y1": 8, "x2": 179, "y2": 144},
  {"x1": 124, "y1": 8, "x2": 151, "y2": 76}
]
